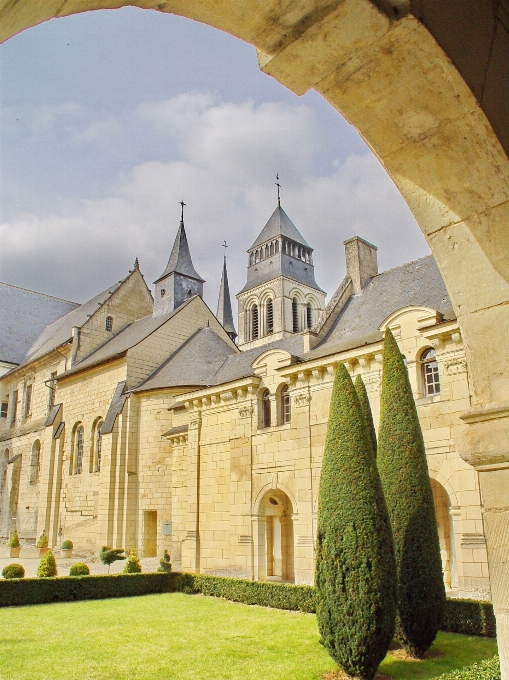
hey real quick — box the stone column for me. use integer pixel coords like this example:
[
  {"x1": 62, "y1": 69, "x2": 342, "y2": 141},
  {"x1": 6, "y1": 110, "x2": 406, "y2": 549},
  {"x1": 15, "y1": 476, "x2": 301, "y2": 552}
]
[
  {"x1": 459, "y1": 409, "x2": 509, "y2": 678},
  {"x1": 181, "y1": 411, "x2": 201, "y2": 572},
  {"x1": 449, "y1": 506, "x2": 462, "y2": 590}
]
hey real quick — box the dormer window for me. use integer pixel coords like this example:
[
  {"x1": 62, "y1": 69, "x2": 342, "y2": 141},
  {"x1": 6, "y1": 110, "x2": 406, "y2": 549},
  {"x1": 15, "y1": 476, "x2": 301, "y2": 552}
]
[{"x1": 105, "y1": 316, "x2": 113, "y2": 332}]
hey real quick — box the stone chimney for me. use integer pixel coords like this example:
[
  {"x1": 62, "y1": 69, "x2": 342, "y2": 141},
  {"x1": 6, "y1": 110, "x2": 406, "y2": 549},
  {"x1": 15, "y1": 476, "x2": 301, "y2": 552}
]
[{"x1": 344, "y1": 236, "x2": 378, "y2": 294}]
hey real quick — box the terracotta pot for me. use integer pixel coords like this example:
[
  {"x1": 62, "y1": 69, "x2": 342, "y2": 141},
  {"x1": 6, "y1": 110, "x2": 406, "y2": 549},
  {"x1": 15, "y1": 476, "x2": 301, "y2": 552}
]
[
  {"x1": 7, "y1": 547, "x2": 20, "y2": 558},
  {"x1": 37, "y1": 547, "x2": 49, "y2": 556},
  {"x1": 60, "y1": 549, "x2": 73, "y2": 558}
]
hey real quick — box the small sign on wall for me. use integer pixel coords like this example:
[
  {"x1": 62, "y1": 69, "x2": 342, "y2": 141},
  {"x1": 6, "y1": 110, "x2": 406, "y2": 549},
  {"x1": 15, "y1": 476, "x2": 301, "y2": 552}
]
[{"x1": 162, "y1": 521, "x2": 172, "y2": 536}]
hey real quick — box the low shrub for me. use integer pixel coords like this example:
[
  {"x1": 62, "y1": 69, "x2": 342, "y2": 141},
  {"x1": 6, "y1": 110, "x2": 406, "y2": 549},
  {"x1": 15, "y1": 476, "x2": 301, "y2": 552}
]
[
  {"x1": 69, "y1": 563, "x2": 90, "y2": 577},
  {"x1": 37, "y1": 549, "x2": 57, "y2": 578},
  {"x1": 7, "y1": 530, "x2": 20, "y2": 549},
  {"x1": 61, "y1": 540, "x2": 73, "y2": 550},
  {"x1": 123, "y1": 548, "x2": 142, "y2": 574},
  {"x1": 435, "y1": 655, "x2": 500, "y2": 680},
  {"x1": 36, "y1": 530, "x2": 49, "y2": 549},
  {"x1": 0, "y1": 573, "x2": 177, "y2": 607},
  {"x1": 2, "y1": 564, "x2": 25, "y2": 580},
  {"x1": 442, "y1": 598, "x2": 496, "y2": 638},
  {"x1": 157, "y1": 550, "x2": 172, "y2": 573}
]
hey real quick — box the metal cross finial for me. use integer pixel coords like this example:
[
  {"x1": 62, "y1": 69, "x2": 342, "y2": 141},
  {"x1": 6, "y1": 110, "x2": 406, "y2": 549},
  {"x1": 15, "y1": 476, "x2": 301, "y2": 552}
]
[
  {"x1": 179, "y1": 200, "x2": 186, "y2": 222},
  {"x1": 275, "y1": 173, "x2": 281, "y2": 207},
  {"x1": 222, "y1": 240, "x2": 228, "y2": 260}
]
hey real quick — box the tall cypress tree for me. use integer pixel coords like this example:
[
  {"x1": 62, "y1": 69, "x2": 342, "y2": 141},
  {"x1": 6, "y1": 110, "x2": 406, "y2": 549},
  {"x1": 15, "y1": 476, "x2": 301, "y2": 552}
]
[
  {"x1": 316, "y1": 363, "x2": 396, "y2": 680},
  {"x1": 354, "y1": 374, "x2": 377, "y2": 456},
  {"x1": 377, "y1": 328, "x2": 445, "y2": 658}
]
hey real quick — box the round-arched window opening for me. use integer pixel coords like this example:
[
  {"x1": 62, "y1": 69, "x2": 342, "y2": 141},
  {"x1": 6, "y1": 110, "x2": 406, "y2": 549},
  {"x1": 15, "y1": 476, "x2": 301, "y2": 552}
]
[
  {"x1": 292, "y1": 298, "x2": 299, "y2": 333},
  {"x1": 261, "y1": 389, "x2": 271, "y2": 428},
  {"x1": 266, "y1": 299, "x2": 274, "y2": 335},
  {"x1": 422, "y1": 348, "x2": 440, "y2": 396},
  {"x1": 281, "y1": 385, "x2": 291, "y2": 424},
  {"x1": 306, "y1": 303, "x2": 313, "y2": 329},
  {"x1": 160, "y1": 289, "x2": 166, "y2": 298}
]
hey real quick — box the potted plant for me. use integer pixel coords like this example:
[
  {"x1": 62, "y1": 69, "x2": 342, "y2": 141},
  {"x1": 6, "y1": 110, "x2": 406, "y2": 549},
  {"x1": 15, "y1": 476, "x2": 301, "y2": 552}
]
[
  {"x1": 60, "y1": 540, "x2": 73, "y2": 558},
  {"x1": 7, "y1": 529, "x2": 20, "y2": 558},
  {"x1": 36, "y1": 529, "x2": 49, "y2": 556}
]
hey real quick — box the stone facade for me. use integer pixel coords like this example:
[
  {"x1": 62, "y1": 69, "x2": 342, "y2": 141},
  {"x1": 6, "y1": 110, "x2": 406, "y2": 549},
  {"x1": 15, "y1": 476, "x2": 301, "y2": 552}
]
[{"x1": 0, "y1": 209, "x2": 491, "y2": 601}]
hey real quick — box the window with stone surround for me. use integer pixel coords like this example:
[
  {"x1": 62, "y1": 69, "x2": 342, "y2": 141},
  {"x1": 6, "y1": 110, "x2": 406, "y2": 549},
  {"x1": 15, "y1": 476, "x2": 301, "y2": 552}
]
[
  {"x1": 421, "y1": 348, "x2": 440, "y2": 396},
  {"x1": 105, "y1": 316, "x2": 113, "y2": 332},
  {"x1": 281, "y1": 385, "x2": 291, "y2": 424},
  {"x1": 29, "y1": 440, "x2": 41, "y2": 483},
  {"x1": 292, "y1": 298, "x2": 299, "y2": 333},
  {"x1": 266, "y1": 299, "x2": 273, "y2": 335},
  {"x1": 1, "y1": 400, "x2": 7, "y2": 419},
  {"x1": 72, "y1": 424, "x2": 84, "y2": 475},
  {"x1": 91, "y1": 419, "x2": 103, "y2": 473},
  {"x1": 306, "y1": 303, "x2": 313, "y2": 329},
  {"x1": 24, "y1": 384, "x2": 32, "y2": 418},
  {"x1": 261, "y1": 390, "x2": 271, "y2": 428},
  {"x1": 251, "y1": 305, "x2": 259, "y2": 340}
]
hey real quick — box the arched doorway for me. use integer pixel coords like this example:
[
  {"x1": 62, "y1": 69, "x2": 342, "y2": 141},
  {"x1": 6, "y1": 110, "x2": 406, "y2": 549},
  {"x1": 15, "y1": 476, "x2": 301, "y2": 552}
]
[
  {"x1": 430, "y1": 479, "x2": 457, "y2": 590},
  {"x1": 258, "y1": 489, "x2": 294, "y2": 583}
]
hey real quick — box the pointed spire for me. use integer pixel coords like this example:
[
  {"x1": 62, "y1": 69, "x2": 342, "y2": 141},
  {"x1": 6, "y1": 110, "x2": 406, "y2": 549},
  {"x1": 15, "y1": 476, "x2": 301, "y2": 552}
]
[
  {"x1": 133, "y1": 257, "x2": 139, "y2": 270},
  {"x1": 217, "y1": 254, "x2": 237, "y2": 342},
  {"x1": 154, "y1": 205, "x2": 204, "y2": 285}
]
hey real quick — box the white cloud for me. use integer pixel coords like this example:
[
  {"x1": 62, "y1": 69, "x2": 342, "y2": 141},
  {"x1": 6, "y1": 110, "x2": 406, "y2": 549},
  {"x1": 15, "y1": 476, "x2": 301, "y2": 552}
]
[{"x1": 0, "y1": 94, "x2": 429, "y2": 312}]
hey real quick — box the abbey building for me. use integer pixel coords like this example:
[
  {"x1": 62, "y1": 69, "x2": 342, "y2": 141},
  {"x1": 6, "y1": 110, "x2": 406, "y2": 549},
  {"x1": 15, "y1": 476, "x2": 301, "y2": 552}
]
[{"x1": 0, "y1": 204, "x2": 490, "y2": 599}]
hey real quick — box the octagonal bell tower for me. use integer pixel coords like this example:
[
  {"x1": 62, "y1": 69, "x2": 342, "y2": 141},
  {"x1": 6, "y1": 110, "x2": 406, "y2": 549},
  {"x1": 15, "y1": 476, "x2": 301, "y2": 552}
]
[{"x1": 236, "y1": 204, "x2": 326, "y2": 350}]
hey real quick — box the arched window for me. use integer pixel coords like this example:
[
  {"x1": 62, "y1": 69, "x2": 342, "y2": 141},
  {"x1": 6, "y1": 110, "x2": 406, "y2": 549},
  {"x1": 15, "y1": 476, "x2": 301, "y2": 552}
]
[
  {"x1": 252, "y1": 305, "x2": 259, "y2": 340},
  {"x1": 422, "y1": 348, "x2": 440, "y2": 396},
  {"x1": 266, "y1": 299, "x2": 274, "y2": 335},
  {"x1": 261, "y1": 390, "x2": 271, "y2": 428},
  {"x1": 29, "y1": 440, "x2": 41, "y2": 483},
  {"x1": 74, "y1": 425, "x2": 84, "y2": 475},
  {"x1": 306, "y1": 303, "x2": 313, "y2": 329},
  {"x1": 292, "y1": 298, "x2": 299, "y2": 333},
  {"x1": 269, "y1": 242, "x2": 274, "y2": 256},
  {"x1": 281, "y1": 385, "x2": 291, "y2": 424},
  {"x1": 275, "y1": 240, "x2": 279, "y2": 254},
  {"x1": 105, "y1": 316, "x2": 113, "y2": 332},
  {"x1": 90, "y1": 419, "x2": 103, "y2": 472}
]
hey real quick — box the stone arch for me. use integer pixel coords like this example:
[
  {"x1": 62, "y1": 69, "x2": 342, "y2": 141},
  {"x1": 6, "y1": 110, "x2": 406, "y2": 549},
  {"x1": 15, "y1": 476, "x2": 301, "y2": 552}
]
[
  {"x1": 2, "y1": 1, "x2": 509, "y2": 657},
  {"x1": 430, "y1": 478, "x2": 457, "y2": 590},
  {"x1": 256, "y1": 488, "x2": 295, "y2": 582}
]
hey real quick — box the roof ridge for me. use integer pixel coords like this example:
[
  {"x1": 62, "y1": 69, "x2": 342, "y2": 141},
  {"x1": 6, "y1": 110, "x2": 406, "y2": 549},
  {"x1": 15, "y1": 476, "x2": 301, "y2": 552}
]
[
  {"x1": 0, "y1": 281, "x2": 79, "y2": 306},
  {"x1": 372, "y1": 253, "x2": 433, "y2": 279}
]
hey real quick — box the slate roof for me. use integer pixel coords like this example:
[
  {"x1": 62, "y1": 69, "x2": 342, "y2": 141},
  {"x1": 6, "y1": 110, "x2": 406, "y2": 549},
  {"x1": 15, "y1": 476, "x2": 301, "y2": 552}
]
[
  {"x1": 0, "y1": 282, "x2": 79, "y2": 366},
  {"x1": 136, "y1": 326, "x2": 239, "y2": 391},
  {"x1": 21, "y1": 279, "x2": 126, "y2": 366},
  {"x1": 250, "y1": 206, "x2": 311, "y2": 250},
  {"x1": 135, "y1": 256, "x2": 453, "y2": 391},
  {"x1": 61, "y1": 296, "x2": 199, "y2": 378},
  {"x1": 154, "y1": 220, "x2": 204, "y2": 284},
  {"x1": 308, "y1": 255, "x2": 455, "y2": 360}
]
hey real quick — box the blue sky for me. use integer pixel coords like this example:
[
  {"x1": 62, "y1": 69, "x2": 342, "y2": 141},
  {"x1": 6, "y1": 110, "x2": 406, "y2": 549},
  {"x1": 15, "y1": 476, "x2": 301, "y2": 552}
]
[{"x1": 0, "y1": 7, "x2": 429, "y2": 310}]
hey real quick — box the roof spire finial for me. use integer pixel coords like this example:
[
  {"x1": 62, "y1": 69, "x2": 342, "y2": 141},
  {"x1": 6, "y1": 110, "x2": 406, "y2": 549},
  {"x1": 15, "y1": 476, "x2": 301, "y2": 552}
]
[
  {"x1": 179, "y1": 199, "x2": 186, "y2": 223},
  {"x1": 275, "y1": 173, "x2": 281, "y2": 207},
  {"x1": 133, "y1": 257, "x2": 139, "y2": 270},
  {"x1": 222, "y1": 239, "x2": 228, "y2": 261}
]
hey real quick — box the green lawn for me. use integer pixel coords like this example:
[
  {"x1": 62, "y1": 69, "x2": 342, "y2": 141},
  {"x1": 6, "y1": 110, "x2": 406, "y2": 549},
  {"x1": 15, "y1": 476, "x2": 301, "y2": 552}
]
[{"x1": 0, "y1": 593, "x2": 497, "y2": 680}]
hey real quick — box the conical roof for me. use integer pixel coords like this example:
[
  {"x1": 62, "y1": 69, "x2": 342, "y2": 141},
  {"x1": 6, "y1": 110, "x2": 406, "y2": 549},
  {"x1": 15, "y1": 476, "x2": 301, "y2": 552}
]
[
  {"x1": 249, "y1": 205, "x2": 310, "y2": 250},
  {"x1": 216, "y1": 258, "x2": 237, "y2": 339},
  {"x1": 154, "y1": 220, "x2": 204, "y2": 284}
]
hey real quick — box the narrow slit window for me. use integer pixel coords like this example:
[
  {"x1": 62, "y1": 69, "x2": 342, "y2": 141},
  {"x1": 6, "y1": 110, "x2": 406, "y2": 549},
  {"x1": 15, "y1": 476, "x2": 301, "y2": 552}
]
[
  {"x1": 11, "y1": 390, "x2": 18, "y2": 425},
  {"x1": 262, "y1": 390, "x2": 271, "y2": 428},
  {"x1": 252, "y1": 305, "x2": 259, "y2": 340},
  {"x1": 281, "y1": 386, "x2": 291, "y2": 424},
  {"x1": 24, "y1": 385, "x2": 32, "y2": 418},
  {"x1": 105, "y1": 316, "x2": 113, "y2": 332},
  {"x1": 266, "y1": 300, "x2": 274, "y2": 335},
  {"x1": 75, "y1": 426, "x2": 84, "y2": 475},
  {"x1": 306, "y1": 303, "x2": 313, "y2": 329},
  {"x1": 292, "y1": 298, "x2": 299, "y2": 333}
]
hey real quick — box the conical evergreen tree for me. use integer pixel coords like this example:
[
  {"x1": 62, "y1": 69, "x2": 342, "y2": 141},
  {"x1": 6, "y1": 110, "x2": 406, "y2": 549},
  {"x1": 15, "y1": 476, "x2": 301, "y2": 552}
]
[
  {"x1": 354, "y1": 374, "x2": 377, "y2": 456},
  {"x1": 123, "y1": 547, "x2": 142, "y2": 574},
  {"x1": 37, "y1": 549, "x2": 58, "y2": 577},
  {"x1": 316, "y1": 363, "x2": 396, "y2": 680},
  {"x1": 377, "y1": 328, "x2": 445, "y2": 658}
]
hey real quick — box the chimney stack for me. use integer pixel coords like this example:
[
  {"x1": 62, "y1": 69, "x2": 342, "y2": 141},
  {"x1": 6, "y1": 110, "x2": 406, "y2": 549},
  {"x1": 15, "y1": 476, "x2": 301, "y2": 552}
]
[{"x1": 344, "y1": 236, "x2": 378, "y2": 294}]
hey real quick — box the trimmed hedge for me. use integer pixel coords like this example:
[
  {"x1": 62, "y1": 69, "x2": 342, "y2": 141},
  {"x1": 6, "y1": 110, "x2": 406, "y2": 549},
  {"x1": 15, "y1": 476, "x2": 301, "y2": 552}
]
[
  {"x1": 174, "y1": 573, "x2": 316, "y2": 612},
  {"x1": 441, "y1": 598, "x2": 497, "y2": 638},
  {"x1": 0, "y1": 572, "x2": 177, "y2": 607},
  {"x1": 435, "y1": 656, "x2": 500, "y2": 680},
  {"x1": 0, "y1": 570, "x2": 497, "y2": 640}
]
